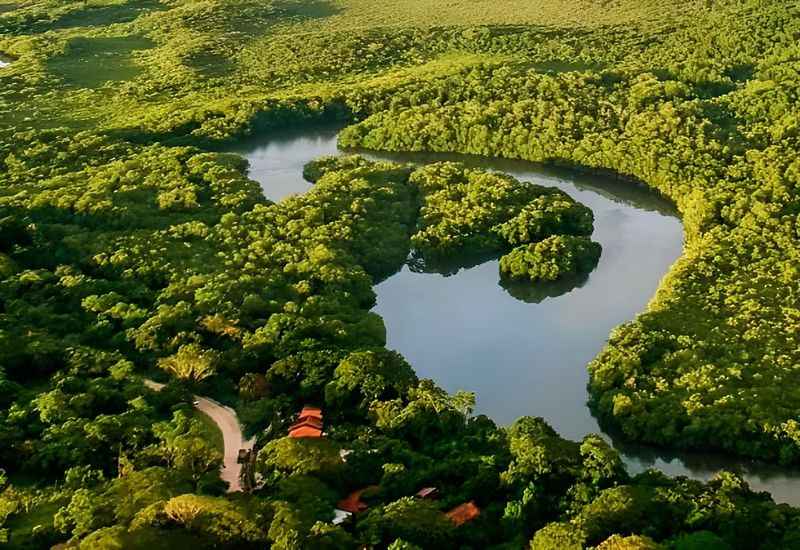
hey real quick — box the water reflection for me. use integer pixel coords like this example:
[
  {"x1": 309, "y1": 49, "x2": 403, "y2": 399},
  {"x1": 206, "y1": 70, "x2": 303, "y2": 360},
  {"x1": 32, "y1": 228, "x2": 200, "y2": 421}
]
[
  {"x1": 233, "y1": 126, "x2": 800, "y2": 505},
  {"x1": 500, "y1": 271, "x2": 591, "y2": 304},
  {"x1": 367, "y1": 148, "x2": 682, "y2": 438},
  {"x1": 406, "y1": 249, "x2": 499, "y2": 277},
  {"x1": 226, "y1": 124, "x2": 340, "y2": 201},
  {"x1": 614, "y1": 435, "x2": 800, "y2": 504}
]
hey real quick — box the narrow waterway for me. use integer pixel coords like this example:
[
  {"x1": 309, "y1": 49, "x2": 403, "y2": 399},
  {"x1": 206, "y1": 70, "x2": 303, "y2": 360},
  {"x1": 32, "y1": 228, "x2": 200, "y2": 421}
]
[{"x1": 230, "y1": 126, "x2": 800, "y2": 505}]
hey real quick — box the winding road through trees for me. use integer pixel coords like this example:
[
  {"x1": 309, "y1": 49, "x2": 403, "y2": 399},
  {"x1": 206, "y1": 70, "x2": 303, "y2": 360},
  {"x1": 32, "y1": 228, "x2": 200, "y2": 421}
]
[{"x1": 143, "y1": 379, "x2": 255, "y2": 492}]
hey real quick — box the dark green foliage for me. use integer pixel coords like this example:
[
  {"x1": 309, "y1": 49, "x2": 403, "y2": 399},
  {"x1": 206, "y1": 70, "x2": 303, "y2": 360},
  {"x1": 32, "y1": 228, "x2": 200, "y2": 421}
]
[
  {"x1": 2, "y1": 0, "x2": 800, "y2": 548},
  {"x1": 672, "y1": 531, "x2": 732, "y2": 550},
  {"x1": 358, "y1": 497, "x2": 455, "y2": 548},
  {"x1": 325, "y1": 349, "x2": 418, "y2": 417}
]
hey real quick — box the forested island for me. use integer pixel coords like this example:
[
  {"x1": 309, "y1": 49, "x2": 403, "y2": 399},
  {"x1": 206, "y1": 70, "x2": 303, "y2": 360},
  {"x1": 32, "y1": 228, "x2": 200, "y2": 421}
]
[{"x1": 1, "y1": 0, "x2": 800, "y2": 548}]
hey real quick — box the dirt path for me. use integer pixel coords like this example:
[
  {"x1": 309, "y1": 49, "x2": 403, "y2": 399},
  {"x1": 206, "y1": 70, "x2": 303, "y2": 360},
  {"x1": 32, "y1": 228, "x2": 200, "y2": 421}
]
[{"x1": 143, "y1": 379, "x2": 255, "y2": 492}]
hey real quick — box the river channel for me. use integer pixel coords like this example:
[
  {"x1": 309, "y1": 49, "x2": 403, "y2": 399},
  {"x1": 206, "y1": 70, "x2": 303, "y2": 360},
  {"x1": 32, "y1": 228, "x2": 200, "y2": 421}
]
[{"x1": 229, "y1": 125, "x2": 800, "y2": 505}]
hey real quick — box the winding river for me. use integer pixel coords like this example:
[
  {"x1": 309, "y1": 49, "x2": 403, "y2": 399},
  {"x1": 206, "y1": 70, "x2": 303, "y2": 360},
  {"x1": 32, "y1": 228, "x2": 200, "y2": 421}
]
[{"x1": 229, "y1": 126, "x2": 800, "y2": 505}]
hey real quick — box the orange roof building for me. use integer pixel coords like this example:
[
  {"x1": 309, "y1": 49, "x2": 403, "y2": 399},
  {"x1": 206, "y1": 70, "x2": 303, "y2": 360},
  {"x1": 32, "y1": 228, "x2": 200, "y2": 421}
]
[
  {"x1": 288, "y1": 424, "x2": 323, "y2": 438},
  {"x1": 298, "y1": 406, "x2": 323, "y2": 421},
  {"x1": 288, "y1": 407, "x2": 324, "y2": 438},
  {"x1": 337, "y1": 486, "x2": 379, "y2": 514},
  {"x1": 446, "y1": 501, "x2": 480, "y2": 526}
]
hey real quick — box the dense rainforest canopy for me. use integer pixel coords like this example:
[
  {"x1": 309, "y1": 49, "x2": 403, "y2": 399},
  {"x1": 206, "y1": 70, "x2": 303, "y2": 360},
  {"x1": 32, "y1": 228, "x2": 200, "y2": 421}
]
[{"x1": 1, "y1": 0, "x2": 800, "y2": 548}]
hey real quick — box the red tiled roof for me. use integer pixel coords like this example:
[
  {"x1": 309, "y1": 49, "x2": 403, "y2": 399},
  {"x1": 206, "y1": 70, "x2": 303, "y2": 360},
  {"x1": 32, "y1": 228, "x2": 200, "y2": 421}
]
[
  {"x1": 446, "y1": 501, "x2": 480, "y2": 526},
  {"x1": 288, "y1": 418, "x2": 323, "y2": 438},
  {"x1": 288, "y1": 406, "x2": 324, "y2": 438},
  {"x1": 288, "y1": 425, "x2": 323, "y2": 438},
  {"x1": 299, "y1": 406, "x2": 323, "y2": 420},
  {"x1": 289, "y1": 417, "x2": 323, "y2": 431},
  {"x1": 336, "y1": 486, "x2": 379, "y2": 514}
]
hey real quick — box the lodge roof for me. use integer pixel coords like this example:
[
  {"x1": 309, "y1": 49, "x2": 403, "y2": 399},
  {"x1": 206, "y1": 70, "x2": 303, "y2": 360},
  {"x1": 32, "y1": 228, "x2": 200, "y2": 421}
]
[
  {"x1": 288, "y1": 407, "x2": 324, "y2": 438},
  {"x1": 299, "y1": 406, "x2": 323, "y2": 420},
  {"x1": 288, "y1": 421, "x2": 323, "y2": 438},
  {"x1": 289, "y1": 417, "x2": 323, "y2": 431},
  {"x1": 446, "y1": 501, "x2": 480, "y2": 526},
  {"x1": 337, "y1": 486, "x2": 379, "y2": 514}
]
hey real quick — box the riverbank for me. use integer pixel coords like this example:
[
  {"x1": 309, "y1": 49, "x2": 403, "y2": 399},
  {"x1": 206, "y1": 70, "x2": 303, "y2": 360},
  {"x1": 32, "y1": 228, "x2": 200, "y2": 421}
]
[{"x1": 230, "y1": 127, "x2": 800, "y2": 505}]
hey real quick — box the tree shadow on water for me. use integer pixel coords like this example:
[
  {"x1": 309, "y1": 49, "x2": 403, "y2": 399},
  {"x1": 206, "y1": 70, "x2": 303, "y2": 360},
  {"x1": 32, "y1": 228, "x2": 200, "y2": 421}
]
[
  {"x1": 406, "y1": 249, "x2": 500, "y2": 277},
  {"x1": 405, "y1": 248, "x2": 593, "y2": 305},
  {"x1": 499, "y1": 271, "x2": 590, "y2": 304}
]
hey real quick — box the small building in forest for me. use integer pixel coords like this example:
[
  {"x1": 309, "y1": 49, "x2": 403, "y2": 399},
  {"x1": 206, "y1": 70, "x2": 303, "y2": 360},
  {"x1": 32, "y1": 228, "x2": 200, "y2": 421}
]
[
  {"x1": 446, "y1": 501, "x2": 480, "y2": 526},
  {"x1": 288, "y1": 406, "x2": 324, "y2": 438},
  {"x1": 337, "y1": 486, "x2": 379, "y2": 514},
  {"x1": 298, "y1": 406, "x2": 323, "y2": 421},
  {"x1": 288, "y1": 418, "x2": 323, "y2": 438},
  {"x1": 415, "y1": 487, "x2": 439, "y2": 499},
  {"x1": 332, "y1": 508, "x2": 353, "y2": 525}
]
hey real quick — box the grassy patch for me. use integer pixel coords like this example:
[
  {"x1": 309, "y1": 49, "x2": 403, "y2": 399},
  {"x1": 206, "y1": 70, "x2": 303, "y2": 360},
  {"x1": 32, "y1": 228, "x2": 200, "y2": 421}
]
[
  {"x1": 48, "y1": 35, "x2": 154, "y2": 88},
  {"x1": 49, "y1": 0, "x2": 166, "y2": 30}
]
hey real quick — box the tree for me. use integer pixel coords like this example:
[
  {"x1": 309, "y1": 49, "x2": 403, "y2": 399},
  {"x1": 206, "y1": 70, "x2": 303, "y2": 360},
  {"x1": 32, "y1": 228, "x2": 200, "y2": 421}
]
[
  {"x1": 325, "y1": 349, "x2": 417, "y2": 413},
  {"x1": 671, "y1": 531, "x2": 731, "y2": 550},
  {"x1": 499, "y1": 235, "x2": 602, "y2": 283},
  {"x1": 257, "y1": 437, "x2": 344, "y2": 483},
  {"x1": 239, "y1": 372, "x2": 270, "y2": 401},
  {"x1": 597, "y1": 534, "x2": 661, "y2": 549},
  {"x1": 157, "y1": 344, "x2": 219, "y2": 384},
  {"x1": 358, "y1": 497, "x2": 454, "y2": 548},
  {"x1": 530, "y1": 522, "x2": 586, "y2": 550},
  {"x1": 162, "y1": 494, "x2": 267, "y2": 545},
  {"x1": 151, "y1": 412, "x2": 223, "y2": 484}
]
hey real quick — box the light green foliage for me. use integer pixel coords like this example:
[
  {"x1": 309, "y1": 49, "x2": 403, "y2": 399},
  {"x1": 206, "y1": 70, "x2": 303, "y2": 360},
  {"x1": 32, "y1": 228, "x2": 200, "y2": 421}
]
[
  {"x1": 530, "y1": 521, "x2": 586, "y2": 550},
  {"x1": 578, "y1": 435, "x2": 628, "y2": 490},
  {"x1": 370, "y1": 379, "x2": 475, "y2": 442},
  {"x1": 158, "y1": 343, "x2": 219, "y2": 384},
  {"x1": 407, "y1": 162, "x2": 597, "y2": 263},
  {"x1": 151, "y1": 411, "x2": 223, "y2": 483},
  {"x1": 408, "y1": 162, "x2": 537, "y2": 255},
  {"x1": 597, "y1": 534, "x2": 661, "y2": 549},
  {"x1": 499, "y1": 235, "x2": 602, "y2": 282},
  {"x1": 495, "y1": 194, "x2": 594, "y2": 245},
  {"x1": 502, "y1": 417, "x2": 582, "y2": 487},
  {"x1": 161, "y1": 494, "x2": 267, "y2": 545},
  {"x1": 403, "y1": 160, "x2": 600, "y2": 280},
  {"x1": 3, "y1": 0, "x2": 800, "y2": 548},
  {"x1": 574, "y1": 486, "x2": 664, "y2": 544},
  {"x1": 257, "y1": 437, "x2": 344, "y2": 480}
]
